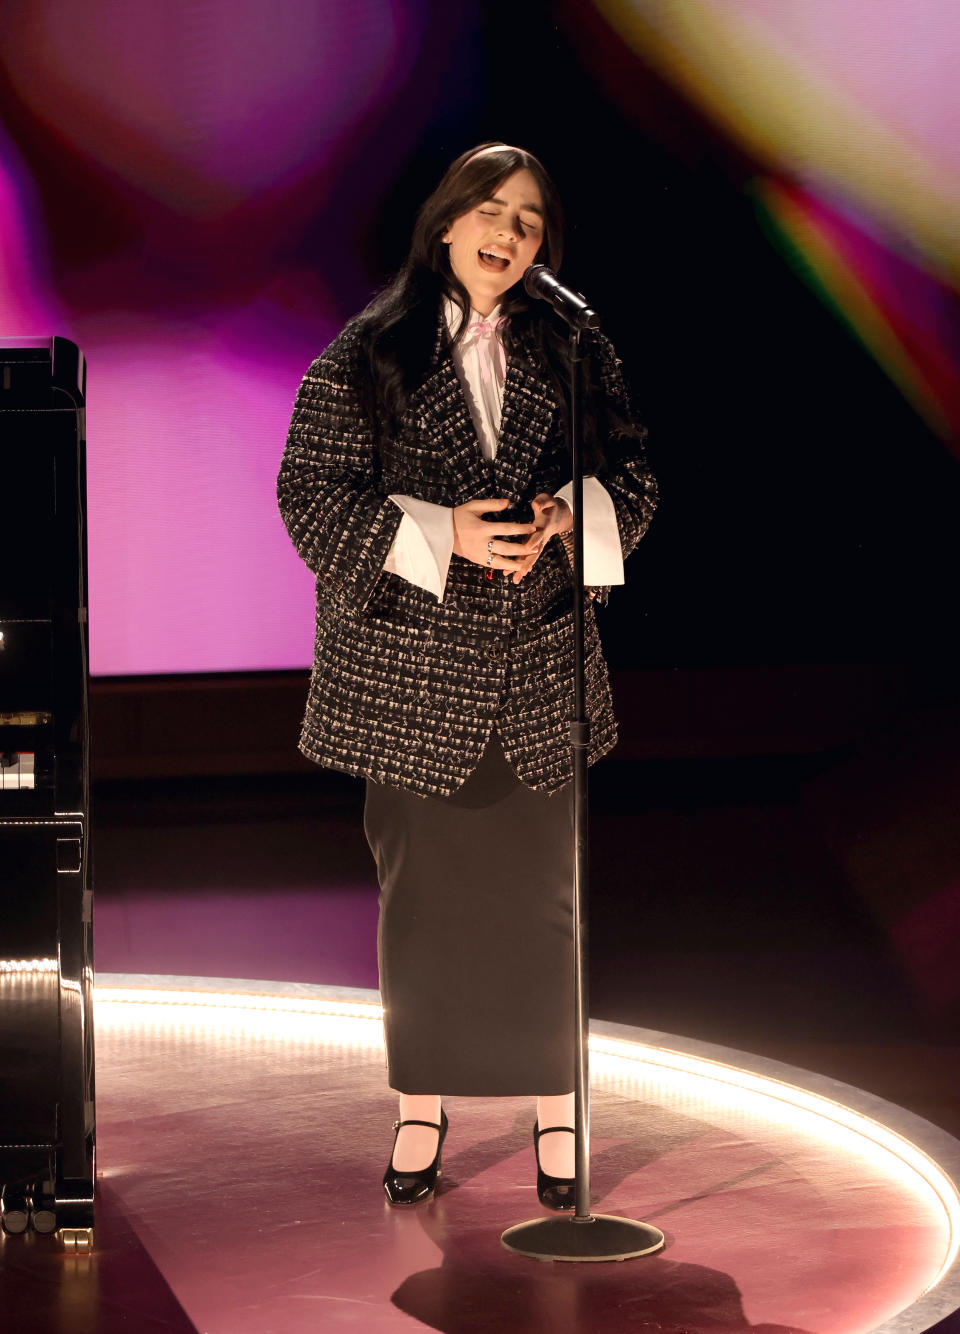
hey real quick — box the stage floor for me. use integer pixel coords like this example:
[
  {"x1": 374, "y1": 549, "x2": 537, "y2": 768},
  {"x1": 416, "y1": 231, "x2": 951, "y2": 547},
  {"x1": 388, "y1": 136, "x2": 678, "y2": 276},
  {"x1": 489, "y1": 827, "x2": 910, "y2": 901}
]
[{"x1": 5, "y1": 974, "x2": 959, "y2": 1334}]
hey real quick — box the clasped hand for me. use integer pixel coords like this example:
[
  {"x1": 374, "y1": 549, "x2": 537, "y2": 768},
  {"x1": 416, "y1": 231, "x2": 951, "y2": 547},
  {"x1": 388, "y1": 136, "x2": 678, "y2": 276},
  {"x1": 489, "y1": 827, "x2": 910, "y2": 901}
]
[{"x1": 452, "y1": 494, "x2": 573, "y2": 585}]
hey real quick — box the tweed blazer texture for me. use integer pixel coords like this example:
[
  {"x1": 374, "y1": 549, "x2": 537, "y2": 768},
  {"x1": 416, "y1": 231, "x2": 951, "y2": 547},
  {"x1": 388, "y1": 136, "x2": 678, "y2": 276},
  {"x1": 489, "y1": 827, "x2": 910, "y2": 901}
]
[{"x1": 277, "y1": 311, "x2": 657, "y2": 796}]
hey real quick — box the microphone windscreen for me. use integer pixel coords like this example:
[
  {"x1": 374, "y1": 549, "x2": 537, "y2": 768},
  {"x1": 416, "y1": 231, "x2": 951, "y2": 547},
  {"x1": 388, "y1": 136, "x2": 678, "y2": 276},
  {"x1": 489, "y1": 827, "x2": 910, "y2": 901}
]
[{"x1": 523, "y1": 264, "x2": 552, "y2": 299}]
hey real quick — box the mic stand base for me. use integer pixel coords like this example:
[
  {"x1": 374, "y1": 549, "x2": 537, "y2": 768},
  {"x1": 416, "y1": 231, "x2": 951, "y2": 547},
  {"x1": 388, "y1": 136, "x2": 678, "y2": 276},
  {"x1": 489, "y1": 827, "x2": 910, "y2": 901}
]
[{"x1": 501, "y1": 1213, "x2": 665, "y2": 1263}]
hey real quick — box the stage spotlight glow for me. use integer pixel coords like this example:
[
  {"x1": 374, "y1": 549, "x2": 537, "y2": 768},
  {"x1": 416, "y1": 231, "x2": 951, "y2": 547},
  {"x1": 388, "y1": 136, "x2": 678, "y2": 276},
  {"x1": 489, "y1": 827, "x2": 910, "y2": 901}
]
[
  {"x1": 93, "y1": 977, "x2": 960, "y2": 1295},
  {"x1": 590, "y1": 1036, "x2": 960, "y2": 1294}
]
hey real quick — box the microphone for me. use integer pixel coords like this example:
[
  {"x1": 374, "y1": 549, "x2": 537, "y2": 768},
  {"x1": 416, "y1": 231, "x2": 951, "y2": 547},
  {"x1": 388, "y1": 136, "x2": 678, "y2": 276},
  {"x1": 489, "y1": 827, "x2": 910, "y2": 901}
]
[{"x1": 523, "y1": 265, "x2": 600, "y2": 330}]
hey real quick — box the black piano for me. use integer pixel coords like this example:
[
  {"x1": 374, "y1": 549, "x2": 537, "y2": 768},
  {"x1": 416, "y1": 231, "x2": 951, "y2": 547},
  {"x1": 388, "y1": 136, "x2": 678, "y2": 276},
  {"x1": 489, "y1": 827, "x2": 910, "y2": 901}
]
[{"x1": 0, "y1": 337, "x2": 95, "y2": 1250}]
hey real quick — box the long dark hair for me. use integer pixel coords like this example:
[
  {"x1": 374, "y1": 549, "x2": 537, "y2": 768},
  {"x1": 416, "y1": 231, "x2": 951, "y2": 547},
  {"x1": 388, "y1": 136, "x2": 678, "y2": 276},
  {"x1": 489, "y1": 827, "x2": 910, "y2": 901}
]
[{"x1": 352, "y1": 142, "x2": 633, "y2": 470}]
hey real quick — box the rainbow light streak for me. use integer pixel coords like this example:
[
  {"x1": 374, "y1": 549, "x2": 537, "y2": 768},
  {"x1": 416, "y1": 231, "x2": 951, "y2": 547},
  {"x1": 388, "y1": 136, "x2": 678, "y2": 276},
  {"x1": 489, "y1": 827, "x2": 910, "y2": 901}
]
[
  {"x1": 593, "y1": 0, "x2": 960, "y2": 442},
  {"x1": 94, "y1": 980, "x2": 960, "y2": 1293},
  {"x1": 594, "y1": 0, "x2": 960, "y2": 278},
  {"x1": 752, "y1": 178, "x2": 960, "y2": 444}
]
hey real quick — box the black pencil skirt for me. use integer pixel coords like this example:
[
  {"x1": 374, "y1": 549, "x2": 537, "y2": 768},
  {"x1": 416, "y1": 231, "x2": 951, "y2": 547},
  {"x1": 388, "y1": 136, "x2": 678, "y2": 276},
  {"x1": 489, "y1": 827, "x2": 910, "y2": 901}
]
[{"x1": 363, "y1": 731, "x2": 575, "y2": 1095}]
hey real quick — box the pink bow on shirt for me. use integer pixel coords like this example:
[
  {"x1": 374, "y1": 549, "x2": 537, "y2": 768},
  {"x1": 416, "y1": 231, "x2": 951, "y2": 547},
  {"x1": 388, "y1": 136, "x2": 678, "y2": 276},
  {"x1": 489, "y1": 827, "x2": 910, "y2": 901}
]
[{"x1": 460, "y1": 315, "x2": 508, "y2": 384}]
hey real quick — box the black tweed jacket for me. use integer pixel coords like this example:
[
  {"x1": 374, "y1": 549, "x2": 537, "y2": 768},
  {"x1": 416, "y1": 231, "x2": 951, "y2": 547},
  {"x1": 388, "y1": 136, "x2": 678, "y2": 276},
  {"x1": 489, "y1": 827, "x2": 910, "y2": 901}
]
[{"x1": 277, "y1": 311, "x2": 657, "y2": 796}]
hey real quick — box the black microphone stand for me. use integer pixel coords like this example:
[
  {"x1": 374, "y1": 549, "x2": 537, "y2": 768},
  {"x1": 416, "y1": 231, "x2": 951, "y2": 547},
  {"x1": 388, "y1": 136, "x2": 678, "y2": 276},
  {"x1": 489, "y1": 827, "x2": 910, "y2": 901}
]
[{"x1": 501, "y1": 293, "x2": 665, "y2": 1263}]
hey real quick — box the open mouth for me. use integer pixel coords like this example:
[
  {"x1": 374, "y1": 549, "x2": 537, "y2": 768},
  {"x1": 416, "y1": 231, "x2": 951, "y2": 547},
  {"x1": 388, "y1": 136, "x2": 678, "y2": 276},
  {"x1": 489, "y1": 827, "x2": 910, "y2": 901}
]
[{"x1": 478, "y1": 248, "x2": 510, "y2": 273}]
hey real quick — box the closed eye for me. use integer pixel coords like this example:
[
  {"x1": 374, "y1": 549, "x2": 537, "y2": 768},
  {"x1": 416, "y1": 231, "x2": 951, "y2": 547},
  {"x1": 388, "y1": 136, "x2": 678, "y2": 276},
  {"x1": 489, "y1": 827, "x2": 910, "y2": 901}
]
[{"x1": 478, "y1": 208, "x2": 540, "y2": 234}]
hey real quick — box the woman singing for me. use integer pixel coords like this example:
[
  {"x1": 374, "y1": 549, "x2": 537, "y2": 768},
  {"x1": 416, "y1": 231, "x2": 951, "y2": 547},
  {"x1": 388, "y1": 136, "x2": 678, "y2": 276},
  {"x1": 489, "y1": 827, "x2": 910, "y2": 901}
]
[{"x1": 277, "y1": 142, "x2": 656, "y2": 1208}]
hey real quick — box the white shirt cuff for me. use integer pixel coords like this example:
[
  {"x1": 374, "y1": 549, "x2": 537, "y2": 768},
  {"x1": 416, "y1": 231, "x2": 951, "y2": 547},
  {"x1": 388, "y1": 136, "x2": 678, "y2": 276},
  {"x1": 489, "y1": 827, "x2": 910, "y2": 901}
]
[
  {"x1": 554, "y1": 477, "x2": 624, "y2": 585},
  {"x1": 384, "y1": 496, "x2": 454, "y2": 601}
]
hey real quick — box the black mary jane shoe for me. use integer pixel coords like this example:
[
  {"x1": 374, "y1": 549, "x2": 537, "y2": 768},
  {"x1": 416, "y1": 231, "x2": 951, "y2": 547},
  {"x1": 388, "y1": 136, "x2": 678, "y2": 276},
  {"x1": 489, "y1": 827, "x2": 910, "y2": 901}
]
[
  {"x1": 533, "y1": 1122, "x2": 576, "y2": 1211},
  {"x1": 383, "y1": 1107, "x2": 448, "y2": 1206}
]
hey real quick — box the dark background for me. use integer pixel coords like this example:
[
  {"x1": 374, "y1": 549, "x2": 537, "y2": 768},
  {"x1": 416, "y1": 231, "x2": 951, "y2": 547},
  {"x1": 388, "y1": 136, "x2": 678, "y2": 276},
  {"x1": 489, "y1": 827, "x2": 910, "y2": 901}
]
[{"x1": 328, "y1": 0, "x2": 960, "y2": 674}]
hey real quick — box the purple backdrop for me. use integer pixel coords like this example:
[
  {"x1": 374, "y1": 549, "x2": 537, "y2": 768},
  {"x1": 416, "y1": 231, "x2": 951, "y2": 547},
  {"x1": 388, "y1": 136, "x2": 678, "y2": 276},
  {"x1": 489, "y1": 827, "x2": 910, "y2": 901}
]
[{"x1": 0, "y1": 0, "x2": 438, "y2": 673}]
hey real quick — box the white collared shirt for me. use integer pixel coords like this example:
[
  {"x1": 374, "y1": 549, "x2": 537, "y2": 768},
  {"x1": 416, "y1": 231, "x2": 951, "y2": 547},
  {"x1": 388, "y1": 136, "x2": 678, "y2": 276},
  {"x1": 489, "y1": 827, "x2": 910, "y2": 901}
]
[{"x1": 383, "y1": 297, "x2": 624, "y2": 600}]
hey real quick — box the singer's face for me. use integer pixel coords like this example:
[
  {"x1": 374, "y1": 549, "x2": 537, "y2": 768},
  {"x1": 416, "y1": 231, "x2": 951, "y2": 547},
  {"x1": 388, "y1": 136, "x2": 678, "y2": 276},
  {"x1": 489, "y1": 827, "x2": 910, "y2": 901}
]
[{"x1": 442, "y1": 168, "x2": 544, "y2": 316}]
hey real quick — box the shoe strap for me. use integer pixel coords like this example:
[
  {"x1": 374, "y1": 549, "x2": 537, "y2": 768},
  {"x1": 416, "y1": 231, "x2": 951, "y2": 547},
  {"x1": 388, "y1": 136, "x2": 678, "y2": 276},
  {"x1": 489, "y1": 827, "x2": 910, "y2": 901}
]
[
  {"x1": 393, "y1": 1118, "x2": 443, "y2": 1131},
  {"x1": 536, "y1": 1124, "x2": 575, "y2": 1138}
]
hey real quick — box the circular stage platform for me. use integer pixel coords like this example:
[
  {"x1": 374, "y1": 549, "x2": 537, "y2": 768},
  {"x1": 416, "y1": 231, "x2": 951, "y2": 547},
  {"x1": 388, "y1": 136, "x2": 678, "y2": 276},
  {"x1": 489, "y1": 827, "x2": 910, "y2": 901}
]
[{"x1": 88, "y1": 973, "x2": 960, "y2": 1334}]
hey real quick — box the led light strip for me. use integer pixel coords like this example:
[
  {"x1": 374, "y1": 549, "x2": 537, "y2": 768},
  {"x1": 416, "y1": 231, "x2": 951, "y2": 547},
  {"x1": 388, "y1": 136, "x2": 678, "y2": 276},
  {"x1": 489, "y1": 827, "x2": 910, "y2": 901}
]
[
  {"x1": 93, "y1": 981, "x2": 959, "y2": 1293},
  {"x1": 594, "y1": 1035, "x2": 959, "y2": 1293},
  {"x1": 96, "y1": 985, "x2": 382, "y2": 1022},
  {"x1": 0, "y1": 958, "x2": 59, "y2": 975}
]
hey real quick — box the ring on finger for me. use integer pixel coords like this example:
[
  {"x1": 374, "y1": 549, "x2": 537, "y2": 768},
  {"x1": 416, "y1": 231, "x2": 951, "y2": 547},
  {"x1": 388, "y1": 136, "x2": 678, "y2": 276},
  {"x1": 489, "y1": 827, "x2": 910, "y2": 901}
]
[{"x1": 486, "y1": 550, "x2": 494, "y2": 566}]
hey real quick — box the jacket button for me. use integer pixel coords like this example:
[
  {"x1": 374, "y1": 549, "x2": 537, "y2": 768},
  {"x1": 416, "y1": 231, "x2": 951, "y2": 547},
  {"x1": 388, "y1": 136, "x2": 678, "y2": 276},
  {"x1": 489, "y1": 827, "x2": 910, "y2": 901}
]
[{"x1": 488, "y1": 642, "x2": 504, "y2": 661}]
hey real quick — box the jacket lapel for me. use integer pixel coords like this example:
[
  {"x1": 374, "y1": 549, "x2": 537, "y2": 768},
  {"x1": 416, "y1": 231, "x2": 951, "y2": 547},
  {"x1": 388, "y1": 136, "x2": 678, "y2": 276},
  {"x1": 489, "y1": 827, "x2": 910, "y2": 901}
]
[
  {"x1": 405, "y1": 312, "x2": 495, "y2": 500},
  {"x1": 492, "y1": 325, "x2": 559, "y2": 501},
  {"x1": 405, "y1": 311, "x2": 559, "y2": 503},
  {"x1": 410, "y1": 352, "x2": 495, "y2": 499}
]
